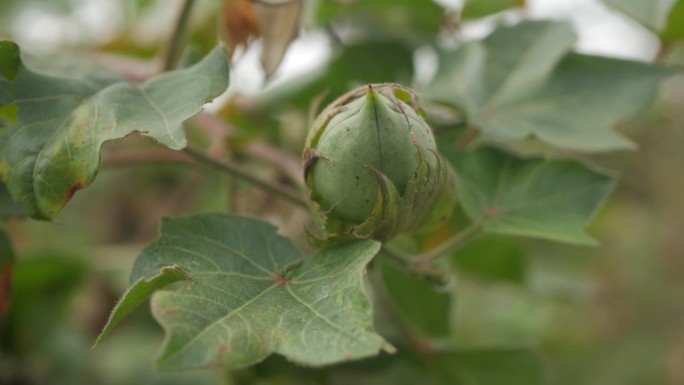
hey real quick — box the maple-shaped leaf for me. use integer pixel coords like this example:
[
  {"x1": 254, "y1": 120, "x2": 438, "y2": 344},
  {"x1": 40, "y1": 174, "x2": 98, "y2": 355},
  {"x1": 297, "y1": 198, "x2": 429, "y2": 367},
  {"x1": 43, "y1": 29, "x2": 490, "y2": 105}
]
[
  {"x1": 423, "y1": 21, "x2": 675, "y2": 152},
  {"x1": 0, "y1": 41, "x2": 229, "y2": 220},
  {"x1": 445, "y1": 147, "x2": 615, "y2": 245},
  {"x1": 96, "y1": 213, "x2": 392, "y2": 370}
]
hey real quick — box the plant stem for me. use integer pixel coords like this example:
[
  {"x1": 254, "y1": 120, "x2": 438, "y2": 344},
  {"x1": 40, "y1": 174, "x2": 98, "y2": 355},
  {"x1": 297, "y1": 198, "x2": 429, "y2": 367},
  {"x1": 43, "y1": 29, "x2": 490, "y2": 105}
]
[
  {"x1": 381, "y1": 222, "x2": 482, "y2": 274},
  {"x1": 457, "y1": 125, "x2": 479, "y2": 148},
  {"x1": 654, "y1": 43, "x2": 672, "y2": 64},
  {"x1": 162, "y1": 0, "x2": 197, "y2": 71},
  {"x1": 417, "y1": 222, "x2": 482, "y2": 262},
  {"x1": 183, "y1": 146, "x2": 309, "y2": 209},
  {"x1": 380, "y1": 245, "x2": 414, "y2": 268}
]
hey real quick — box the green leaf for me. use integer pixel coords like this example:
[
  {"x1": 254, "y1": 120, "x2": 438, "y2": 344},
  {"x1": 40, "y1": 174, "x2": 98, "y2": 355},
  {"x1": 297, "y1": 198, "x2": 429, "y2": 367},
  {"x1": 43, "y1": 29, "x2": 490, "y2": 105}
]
[
  {"x1": 428, "y1": 348, "x2": 543, "y2": 385},
  {"x1": 0, "y1": 41, "x2": 229, "y2": 220},
  {"x1": 379, "y1": 258, "x2": 451, "y2": 338},
  {"x1": 603, "y1": 0, "x2": 673, "y2": 31},
  {"x1": 315, "y1": 0, "x2": 445, "y2": 36},
  {"x1": 97, "y1": 213, "x2": 391, "y2": 370},
  {"x1": 662, "y1": 1, "x2": 684, "y2": 42},
  {"x1": 452, "y1": 234, "x2": 527, "y2": 283},
  {"x1": 3, "y1": 254, "x2": 85, "y2": 353},
  {"x1": 250, "y1": 348, "x2": 544, "y2": 385},
  {"x1": 423, "y1": 21, "x2": 674, "y2": 152},
  {"x1": 0, "y1": 40, "x2": 20, "y2": 80},
  {"x1": 444, "y1": 147, "x2": 615, "y2": 245},
  {"x1": 603, "y1": 0, "x2": 684, "y2": 41},
  {"x1": 261, "y1": 41, "x2": 414, "y2": 110},
  {"x1": 461, "y1": 0, "x2": 521, "y2": 19},
  {"x1": 665, "y1": 41, "x2": 684, "y2": 66},
  {"x1": 0, "y1": 181, "x2": 24, "y2": 218},
  {"x1": 244, "y1": 347, "x2": 543, "y2": 385}
]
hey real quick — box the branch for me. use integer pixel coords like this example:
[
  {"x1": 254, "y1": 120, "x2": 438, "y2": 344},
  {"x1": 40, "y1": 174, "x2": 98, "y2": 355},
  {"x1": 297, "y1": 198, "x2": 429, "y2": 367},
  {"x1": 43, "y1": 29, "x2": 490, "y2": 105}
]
[
  {"x1": 183, "y1": 146, "x2": 309, "y2": 209},
  {"x1": 162, "y1": 0, "x2": 197, "y2": 72},
  {"x1": 192, "y1": 113, "x2": 305, "y2": 187},
  {"x1": 416, "y1": 222, "x2": 482, "y2": 263},
  {"x1": 654, "y1": 43, "x2": 672, "y2": 64},
  {"x1": 381, "y1": 221, "x2": 482, "y2": 274}
]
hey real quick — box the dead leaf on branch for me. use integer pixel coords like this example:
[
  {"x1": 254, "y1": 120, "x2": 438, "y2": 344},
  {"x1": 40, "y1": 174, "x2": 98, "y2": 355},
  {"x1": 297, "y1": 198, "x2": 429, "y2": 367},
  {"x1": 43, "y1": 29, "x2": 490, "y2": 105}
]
[
  {"x1": 221, "y1": 0, "x2": 303, "y2": 78},
  {"x1": 221, "y1": 0, "x2": 260, "y2": 58}
]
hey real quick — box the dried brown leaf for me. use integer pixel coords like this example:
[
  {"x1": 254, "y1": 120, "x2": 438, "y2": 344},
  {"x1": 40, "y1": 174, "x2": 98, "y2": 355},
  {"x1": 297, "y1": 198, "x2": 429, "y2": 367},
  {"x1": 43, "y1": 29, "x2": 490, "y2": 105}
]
[
  {"x1": 255, "y1": 0, "x2": 303, "y2": 78},
  {"x1": 220, "y1": 0, "x2": 261, "y2": 58}
]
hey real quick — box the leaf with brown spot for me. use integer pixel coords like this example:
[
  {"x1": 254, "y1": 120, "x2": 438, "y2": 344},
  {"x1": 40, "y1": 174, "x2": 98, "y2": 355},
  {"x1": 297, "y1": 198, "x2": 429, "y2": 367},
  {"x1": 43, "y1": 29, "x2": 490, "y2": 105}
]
[{"x1": 0, "y1": 41, "x2": 229, "y2": 220}]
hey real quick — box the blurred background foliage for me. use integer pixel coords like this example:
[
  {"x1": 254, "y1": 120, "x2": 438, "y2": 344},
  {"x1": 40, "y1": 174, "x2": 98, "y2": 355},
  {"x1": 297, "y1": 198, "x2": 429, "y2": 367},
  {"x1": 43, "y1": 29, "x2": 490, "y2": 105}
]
[{"x1": 1, "y1": 0, "x2": 683, "y2": 384}]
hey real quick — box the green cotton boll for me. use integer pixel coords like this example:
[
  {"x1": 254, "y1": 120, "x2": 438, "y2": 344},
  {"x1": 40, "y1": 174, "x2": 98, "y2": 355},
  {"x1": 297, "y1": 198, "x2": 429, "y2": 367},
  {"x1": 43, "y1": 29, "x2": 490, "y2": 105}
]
[
  {"x1": 304, "y1": 84, "x2": 456, "y2": 243},
  {"x1": 310, "y1": 86, "x2": 438, "y2": 223}
]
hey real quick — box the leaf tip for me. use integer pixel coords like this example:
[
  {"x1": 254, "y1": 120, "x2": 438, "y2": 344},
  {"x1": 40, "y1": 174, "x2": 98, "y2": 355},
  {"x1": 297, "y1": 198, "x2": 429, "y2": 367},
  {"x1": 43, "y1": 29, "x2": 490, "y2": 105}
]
[{"x1": 65, "y1": 182, "x2": 86, "y2": 203}]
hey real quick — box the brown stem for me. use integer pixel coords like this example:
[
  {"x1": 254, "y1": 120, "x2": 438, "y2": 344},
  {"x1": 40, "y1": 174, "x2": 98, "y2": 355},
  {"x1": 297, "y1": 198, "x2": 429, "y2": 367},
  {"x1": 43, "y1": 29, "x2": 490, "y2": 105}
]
[
  {"x1": 241, "y1": 142, "x2": 304, "y2": 187},
  {"x1": 101, "y1": 146, "x2": 308, "y2": 209},
  {"x1": 192, "y1": 113, "x2": 305, "y2": 187},
  {"x1": 655, "y1": 43, "x2": 673, "y2": 63},
  {"x1": 183, "y1": 146, "x2": 309, "y2": 209}
]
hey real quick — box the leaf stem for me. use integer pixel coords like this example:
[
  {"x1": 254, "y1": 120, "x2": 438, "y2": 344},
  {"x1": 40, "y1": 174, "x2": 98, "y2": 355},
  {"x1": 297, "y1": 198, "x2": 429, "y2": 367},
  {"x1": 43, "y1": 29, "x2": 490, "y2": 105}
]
[
  {"x1": 417, "y1": 222, "x2": 482, "y2": 262},
  {"x1": 380, "y1": 245, "x2": 457, "y2": 289},
  {"x1": 380, "y1": 245, "x2": 414, "y2": 268},
  {"x1": 654, "y1": 43, "x2": 672, "y2": 64},
  {"x1": 183, "y1": 146, "x2": 309, "y2": 209},
  {"x1": 381, "y1": 221, "x2": 482, "y2": 273},
  {"x1": 162, "y1": 0, "x2": 197, "y2": 71}
]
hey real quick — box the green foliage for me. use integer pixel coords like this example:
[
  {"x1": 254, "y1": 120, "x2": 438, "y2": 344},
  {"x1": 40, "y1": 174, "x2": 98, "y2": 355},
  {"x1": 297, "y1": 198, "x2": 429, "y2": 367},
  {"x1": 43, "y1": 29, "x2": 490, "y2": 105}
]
[
  {"x1": 452, "y1": 234, "x2": 527, "y2": 283},
  {"x1": 461, "y1": 0, "x2": 521, "y2": 19},
  {"x1": 0, "y1": 181, "x2": 24, "y2": 218},
  {"x1": 423, "y1": 21, "x2": 674, "y2": 151},
  {"x1": 445, "y1": 147, "x2": 615, "y2": 245},
  {"x1": 603, "y1": 0, "x2": 684, "y2": 42},
  {"x1": 662, "y1": 1, "x2": 684, "y2": 42},
  {"x1": 0, "y1": 43, "x2": 228, "y2": 220},
  {"x1": 98, "y1": 214, "x2": 391, "y2": 370},
  {"x1": 0, "y1": 41, "x2": 20, "y2": 80},
  {"x1": 315, "y1": 0, "x2": 445, "y2": 37},
  {"x1": 379, "y1": 258, "x2": 452, "y2": 338},
  {"x1": 425, "y1": 349, "x2": 543, "y2": 385},
  {"x1": 0, "y1": 0, "x2": 681, "y2": 384},
  {"x1": 261, "y1": 40, "x2": 415, "y2": 110},
  {"x1": 2, "y1": 254, "x2": 85, "y2": 355}
]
